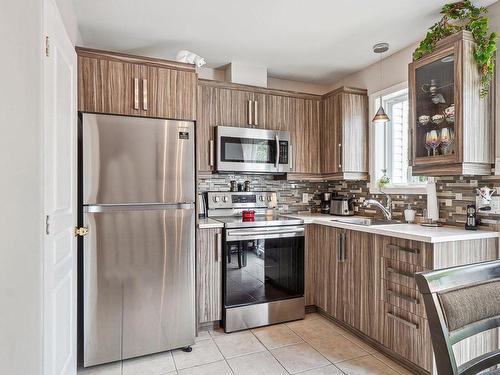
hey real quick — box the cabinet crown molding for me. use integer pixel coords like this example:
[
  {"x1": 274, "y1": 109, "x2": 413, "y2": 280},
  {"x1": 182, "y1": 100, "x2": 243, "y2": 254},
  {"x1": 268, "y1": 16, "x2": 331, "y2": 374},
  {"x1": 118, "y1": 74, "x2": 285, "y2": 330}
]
[{"x1": 75, "y1": 47, "x2": 197, "y2": 73}]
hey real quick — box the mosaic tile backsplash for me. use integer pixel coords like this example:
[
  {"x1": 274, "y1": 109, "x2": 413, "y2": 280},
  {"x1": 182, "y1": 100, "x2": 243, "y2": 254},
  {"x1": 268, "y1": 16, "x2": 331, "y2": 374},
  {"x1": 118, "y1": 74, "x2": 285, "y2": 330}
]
[{"x1": 198, "y1": 173, "x2": 500, "y2": 229}]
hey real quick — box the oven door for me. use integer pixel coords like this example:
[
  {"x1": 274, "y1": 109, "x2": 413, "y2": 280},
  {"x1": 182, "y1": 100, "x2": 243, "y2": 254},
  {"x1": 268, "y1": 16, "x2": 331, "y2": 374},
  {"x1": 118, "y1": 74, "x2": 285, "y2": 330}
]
[
  {"x1": 215, "y1": 126, "x2": 290, "y2": 173},
  {"x1": 223, "y1": 226, "x2": 304, "y2": 309}
]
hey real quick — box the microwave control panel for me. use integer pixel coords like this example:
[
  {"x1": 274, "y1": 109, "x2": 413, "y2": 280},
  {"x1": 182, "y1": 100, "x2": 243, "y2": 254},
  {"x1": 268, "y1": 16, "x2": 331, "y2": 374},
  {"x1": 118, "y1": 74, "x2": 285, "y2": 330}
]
[{"x1": 279, "y1": 141, "x2": 288, "y2": 164}]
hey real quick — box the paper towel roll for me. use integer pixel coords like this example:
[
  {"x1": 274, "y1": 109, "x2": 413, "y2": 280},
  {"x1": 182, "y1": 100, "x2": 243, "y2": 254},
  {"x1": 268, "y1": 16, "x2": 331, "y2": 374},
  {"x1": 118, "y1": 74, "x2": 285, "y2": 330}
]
[{"x1": 426, "y1": 181, "x2": 439, "y2": 221}]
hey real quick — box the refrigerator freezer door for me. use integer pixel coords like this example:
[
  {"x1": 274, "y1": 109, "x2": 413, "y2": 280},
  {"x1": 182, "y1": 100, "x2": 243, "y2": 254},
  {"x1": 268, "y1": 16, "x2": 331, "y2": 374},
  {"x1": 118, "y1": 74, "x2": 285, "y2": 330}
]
[
  {"x1": 83, "y1": 206, "x2": 195, "y2": 367},
  {"x1": 82, "y1": 113, "x2": 195, "y2": 205}
]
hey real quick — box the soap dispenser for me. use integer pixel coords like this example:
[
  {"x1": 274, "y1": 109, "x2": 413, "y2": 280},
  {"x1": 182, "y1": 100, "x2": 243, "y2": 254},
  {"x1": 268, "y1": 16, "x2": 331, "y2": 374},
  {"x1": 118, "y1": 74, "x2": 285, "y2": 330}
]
[{"x1": 404, "y1": 204, "x2": 416, "y2": 223}]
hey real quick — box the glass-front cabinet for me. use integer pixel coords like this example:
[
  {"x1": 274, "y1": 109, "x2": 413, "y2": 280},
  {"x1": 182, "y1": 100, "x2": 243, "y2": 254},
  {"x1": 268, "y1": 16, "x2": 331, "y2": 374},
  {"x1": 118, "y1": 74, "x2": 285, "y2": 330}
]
[{"x1": 409, "y1": 31, "x2": 494, "y2": 176}]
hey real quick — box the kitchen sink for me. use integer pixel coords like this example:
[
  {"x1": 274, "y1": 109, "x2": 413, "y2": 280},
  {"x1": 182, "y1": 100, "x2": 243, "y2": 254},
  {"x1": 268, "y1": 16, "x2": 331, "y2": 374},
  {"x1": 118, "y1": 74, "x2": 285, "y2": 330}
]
[{"x1": 332, "y1": 217, "x2": 401, "y2": 226}]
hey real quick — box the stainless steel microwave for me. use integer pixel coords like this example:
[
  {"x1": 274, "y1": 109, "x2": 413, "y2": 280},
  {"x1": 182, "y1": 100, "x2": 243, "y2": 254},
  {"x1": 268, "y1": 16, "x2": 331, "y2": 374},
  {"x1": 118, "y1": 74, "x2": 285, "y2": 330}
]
[{"x1": 215, "y1": 126, "x2": 292, "y2": 174}]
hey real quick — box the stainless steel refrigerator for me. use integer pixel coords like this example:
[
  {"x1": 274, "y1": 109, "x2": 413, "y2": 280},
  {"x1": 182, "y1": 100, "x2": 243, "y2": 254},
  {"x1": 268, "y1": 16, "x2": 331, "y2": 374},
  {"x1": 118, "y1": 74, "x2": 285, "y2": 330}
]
[{"x1": 81, "y1": 113, "x2": 195, "y2": 367}]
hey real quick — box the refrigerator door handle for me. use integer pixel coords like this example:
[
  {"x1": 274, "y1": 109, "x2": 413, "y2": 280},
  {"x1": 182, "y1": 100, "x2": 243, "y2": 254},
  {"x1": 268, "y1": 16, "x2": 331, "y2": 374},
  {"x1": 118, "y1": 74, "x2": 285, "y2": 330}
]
[{"x1": 84, "y1": 203, "x2": 195, "y2": 213}]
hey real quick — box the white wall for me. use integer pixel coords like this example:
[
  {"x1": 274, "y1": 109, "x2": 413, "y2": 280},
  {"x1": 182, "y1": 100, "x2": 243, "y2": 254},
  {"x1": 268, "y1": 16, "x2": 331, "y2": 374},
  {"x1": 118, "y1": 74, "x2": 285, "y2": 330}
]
[
  {"x1": 0, "y1": 0, "x2": 43, "y2": 374},
  {"x1": 55, "y1": 0, "x2": 83, "y2": 44}
]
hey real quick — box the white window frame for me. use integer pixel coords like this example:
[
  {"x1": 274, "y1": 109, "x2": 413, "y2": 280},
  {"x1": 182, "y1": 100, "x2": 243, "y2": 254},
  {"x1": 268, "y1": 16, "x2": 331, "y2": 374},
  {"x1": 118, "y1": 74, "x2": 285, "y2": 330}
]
[{"x1": 369, "y1": 82, "x2": 427, "y2": 195}]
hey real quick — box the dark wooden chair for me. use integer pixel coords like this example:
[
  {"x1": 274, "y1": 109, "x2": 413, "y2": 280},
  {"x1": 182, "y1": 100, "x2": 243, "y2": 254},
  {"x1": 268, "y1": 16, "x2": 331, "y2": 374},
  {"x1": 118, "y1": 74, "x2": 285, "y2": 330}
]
[{"x1": 415, "y1": 260, "x2": 500, "y2": 375}]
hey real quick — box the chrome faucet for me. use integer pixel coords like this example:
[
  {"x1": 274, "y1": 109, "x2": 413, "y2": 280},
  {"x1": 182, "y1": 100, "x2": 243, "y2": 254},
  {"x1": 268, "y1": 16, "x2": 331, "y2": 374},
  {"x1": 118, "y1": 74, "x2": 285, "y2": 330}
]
[{"x1": 362, "y1": 192, "x2": 392, "y2": 220}]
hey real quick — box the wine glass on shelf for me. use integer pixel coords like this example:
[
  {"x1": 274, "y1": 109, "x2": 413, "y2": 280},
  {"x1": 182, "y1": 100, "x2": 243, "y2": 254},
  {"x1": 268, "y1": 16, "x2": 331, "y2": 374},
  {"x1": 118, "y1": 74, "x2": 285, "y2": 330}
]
[
  {"x1": 440, "y1": 127, "x2": 453, "y2": 155},
  {"x1": 428, "y1": 130, "x2": 441, "y2": 156},
  {"x1": 424, "y1": 132, "x2": 432, "y2": 156}
]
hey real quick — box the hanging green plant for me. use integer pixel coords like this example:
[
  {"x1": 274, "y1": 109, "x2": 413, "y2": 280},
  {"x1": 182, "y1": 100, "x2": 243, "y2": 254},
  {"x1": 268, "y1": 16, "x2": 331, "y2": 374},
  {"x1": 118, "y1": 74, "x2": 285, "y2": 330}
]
[{"x1": 413, "y1": 0, "x2": 497, "y2": 97}]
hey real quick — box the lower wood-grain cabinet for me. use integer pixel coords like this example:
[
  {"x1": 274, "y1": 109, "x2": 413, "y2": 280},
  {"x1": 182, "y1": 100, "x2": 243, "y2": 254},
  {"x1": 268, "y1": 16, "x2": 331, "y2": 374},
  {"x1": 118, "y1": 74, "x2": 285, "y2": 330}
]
[
  {"x1": 196, "y1": 227, "x2": 223, "y2": 324},
  {"x1": 305, "y1": 225, "x2": 499, "y2": 374}
]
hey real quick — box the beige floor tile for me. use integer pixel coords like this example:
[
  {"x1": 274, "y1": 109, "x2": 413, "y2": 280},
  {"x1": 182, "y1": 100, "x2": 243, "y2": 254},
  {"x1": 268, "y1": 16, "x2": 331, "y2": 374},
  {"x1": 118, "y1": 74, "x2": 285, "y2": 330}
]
[
  {"x1": 208, "y1": 326, "x2": 226, "y2": 337},
  {"x1": 172, "y1": 339, "x2": 223, "y2": 370},
  {"x1": 228, "y1": 351, "x2": 287, "y2": 375},
  {"x1": 78, "y1": 362, "x2": 122, "y2": 375},
  {"x1": 372, "y1": 353, "x2": 415, "y2": 375},
  {"x1": 286, "y1": 318, "x2": 344, "y2": 341},
  {"x1": 195, "y1": 330, "x2": 212, "y2": 342},
  {"x1": 177, "y1": 360, "x2": 232, "y2": 375},
  {"x1": 252, "y1": 324, "x2": 303, "y2": 349},
  {"x1": 271, "y1": 342, "x2": 330, "y2": 374},
  {"x1": 307, "y1": 335, "x2": 369, "y2": 363},
  {"x1": 214, "y1": 331, "x2": 266, "y2": 358},
  {"x1": 122, "y1": 351, "x2": 176, "y2": 375},
  {"x1": 336, "y1": 355, "x2": 400, "y2": 375},
  {"x1": 298, "y1": 365, "x2": 344, "y2": 374},
  {"x1": 340, "y1": 331, "x2": 377, "y2": 354},
  {"x1": 304, "y1": 313, "x2": 322, "y2": 321}
]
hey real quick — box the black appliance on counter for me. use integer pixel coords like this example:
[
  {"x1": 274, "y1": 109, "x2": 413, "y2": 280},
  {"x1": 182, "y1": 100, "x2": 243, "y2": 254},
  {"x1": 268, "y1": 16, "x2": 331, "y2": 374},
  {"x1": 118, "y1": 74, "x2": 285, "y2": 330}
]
[{"x1": 320, "y1": 192, "x2": 332, "y2": 214}]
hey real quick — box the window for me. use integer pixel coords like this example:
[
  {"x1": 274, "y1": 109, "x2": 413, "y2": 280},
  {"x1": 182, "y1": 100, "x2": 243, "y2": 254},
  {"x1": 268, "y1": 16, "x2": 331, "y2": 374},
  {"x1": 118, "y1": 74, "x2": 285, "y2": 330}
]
[{"x1": 370, "y1": 84, "x2": 427, "y2": 193}]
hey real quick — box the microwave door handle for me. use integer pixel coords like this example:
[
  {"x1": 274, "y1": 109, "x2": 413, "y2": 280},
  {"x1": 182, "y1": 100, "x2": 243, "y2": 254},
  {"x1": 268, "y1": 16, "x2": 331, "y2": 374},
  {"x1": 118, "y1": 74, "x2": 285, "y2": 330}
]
[{"x1": 275, "y1": 134, "x2": 280, "y2": 169}]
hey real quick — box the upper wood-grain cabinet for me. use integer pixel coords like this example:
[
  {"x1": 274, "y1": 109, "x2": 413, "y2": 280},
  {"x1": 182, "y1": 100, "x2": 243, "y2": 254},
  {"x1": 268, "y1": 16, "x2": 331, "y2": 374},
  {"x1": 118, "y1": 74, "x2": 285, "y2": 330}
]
[
  {"x1": 321, "y1": 87, "x2": 369, "y2": 180},
  {"x1": 77, "y1": 48, "x2": 197, "y2": 121},
  {"x1": 409, "y1": 31, "x2": 494, "y2": 176},
  {"x1": 196, "y1": 79, "x2": 321, "y2": 174}
]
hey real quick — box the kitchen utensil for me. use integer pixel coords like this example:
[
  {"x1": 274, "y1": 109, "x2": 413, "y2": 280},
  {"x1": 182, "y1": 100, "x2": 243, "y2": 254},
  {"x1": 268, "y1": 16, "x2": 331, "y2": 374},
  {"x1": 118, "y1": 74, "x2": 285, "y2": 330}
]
[{"x1": 241, "y1": 210, "x2": 255, "y2": 221}]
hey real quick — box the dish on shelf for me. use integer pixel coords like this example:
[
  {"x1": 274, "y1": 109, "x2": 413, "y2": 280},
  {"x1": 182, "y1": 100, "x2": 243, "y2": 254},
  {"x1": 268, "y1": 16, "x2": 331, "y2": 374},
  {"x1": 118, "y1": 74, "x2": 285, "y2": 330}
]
[
  {"x1": 431, "y1": 114, "x2": 445, "y2": 124},
  {"x1": 444, "y1": 104, "x2": 455, "y2": 123},
  {"x1": 418, "y1": 115, "x2": 430, "y2": 126}
]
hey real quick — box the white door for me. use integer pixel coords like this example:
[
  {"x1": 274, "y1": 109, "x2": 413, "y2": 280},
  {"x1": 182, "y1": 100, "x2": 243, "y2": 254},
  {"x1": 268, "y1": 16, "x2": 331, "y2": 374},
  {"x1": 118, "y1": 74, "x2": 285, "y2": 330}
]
[{"x1": 43, "y1": 0, "x2": 77, "y2": 374}]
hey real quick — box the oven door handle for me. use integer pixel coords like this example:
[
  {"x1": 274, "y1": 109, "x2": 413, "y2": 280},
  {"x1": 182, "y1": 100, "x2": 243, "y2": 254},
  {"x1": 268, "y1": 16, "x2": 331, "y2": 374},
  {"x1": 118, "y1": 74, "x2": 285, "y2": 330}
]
[{"x1": 226, "y1": 226, "x2": 304, "y2": 241}]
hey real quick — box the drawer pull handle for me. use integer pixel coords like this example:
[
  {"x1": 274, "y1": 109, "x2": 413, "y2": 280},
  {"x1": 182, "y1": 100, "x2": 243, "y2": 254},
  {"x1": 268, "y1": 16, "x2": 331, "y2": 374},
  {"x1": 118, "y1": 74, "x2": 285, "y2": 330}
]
[
  {"x1": 386, "y1": 312, "x2": 419, "y2": 329},
  {"x1": 387, "y1": 244, "x2": 419, "y2": 254},
  {"x1": 387, "y1": 289, "x2": 419, "y2": 304},
  {"x1": 387, "y1": 266, "x2": 414, "y2": 279}
]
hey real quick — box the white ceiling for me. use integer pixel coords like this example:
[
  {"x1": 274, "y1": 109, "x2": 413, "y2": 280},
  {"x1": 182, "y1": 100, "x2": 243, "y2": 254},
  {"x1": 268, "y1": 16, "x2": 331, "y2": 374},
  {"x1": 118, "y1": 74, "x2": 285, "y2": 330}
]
[{"x1": 74, "y1": 0, "x2": 497, "y2": 85}]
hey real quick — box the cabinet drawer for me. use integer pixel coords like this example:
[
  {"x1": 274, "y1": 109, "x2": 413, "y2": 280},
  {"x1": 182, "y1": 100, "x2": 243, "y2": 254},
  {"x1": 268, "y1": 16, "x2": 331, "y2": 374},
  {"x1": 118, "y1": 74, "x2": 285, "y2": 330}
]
[
  {"x1": 380, "y1": 237, "x2": 433, "y2": 268},
  {"x1": 381, "y1": 304, "x2": 432, "y2": 371},
  {"x1": 381, "y1": 258, "x2": 426, "y2": 290},
  {"x1": 381, "y1": 280, "x2": 426, "y2": 318}
]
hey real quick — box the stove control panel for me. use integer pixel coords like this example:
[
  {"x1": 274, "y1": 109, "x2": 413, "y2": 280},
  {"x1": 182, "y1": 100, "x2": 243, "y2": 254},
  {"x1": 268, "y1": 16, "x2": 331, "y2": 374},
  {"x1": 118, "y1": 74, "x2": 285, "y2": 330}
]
[{"x1": 207, "y1": 191, "x2": 277, "y2": 210}]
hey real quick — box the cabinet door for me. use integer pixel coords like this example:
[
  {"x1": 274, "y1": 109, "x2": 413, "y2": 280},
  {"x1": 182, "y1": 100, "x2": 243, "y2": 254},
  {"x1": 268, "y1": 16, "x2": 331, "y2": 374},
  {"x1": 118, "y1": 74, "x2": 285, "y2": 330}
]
[
  {"x1": 265, "y1": 94, "x2": 290, "y2": 131},
  {"x1": 146, "y1": 66, "x2": 197, "y2": 121},
  {"x1": 320, "y1": 94, "x2": 342, "y2": 173},
  {"x1": 196, "y1": 228, "x2": 223, "y2": 324},
  {"x1": 333, "y1": 229, "x2": 350, "y2": 322},
  {"x1": 217, "y1": 88, "x2": 254, "y2": 127},
  {"x1": 348, "y1": 231, "x2": 379, "y2": 340},
  {"x1": 341, "y1": 92, "x2": 368, "y2": 173},
  {"x1": 196, "y1": 84, "x2": 218, "y2": 172},
  {"x1": 78, "y1": 56, "x2": 144, "y2": 116},
  {"x1": 315, "y1": 225, "x2": 333, "y2": 311},
  {"x1": 291, "y1": 98, "x2": 321, "y2": 174}
]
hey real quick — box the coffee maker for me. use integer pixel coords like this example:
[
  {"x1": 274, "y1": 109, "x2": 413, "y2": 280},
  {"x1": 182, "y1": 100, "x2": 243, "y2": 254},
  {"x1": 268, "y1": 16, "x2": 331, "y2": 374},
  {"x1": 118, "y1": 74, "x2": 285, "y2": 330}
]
[{"x1": 321, "y1": 192, "x2": 332, "y2": 214}]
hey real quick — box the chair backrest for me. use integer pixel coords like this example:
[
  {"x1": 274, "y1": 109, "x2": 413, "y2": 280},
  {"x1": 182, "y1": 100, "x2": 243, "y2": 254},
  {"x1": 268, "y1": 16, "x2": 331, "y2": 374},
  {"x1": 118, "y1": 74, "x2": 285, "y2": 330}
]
[{"x1": 415, "y1": 260, "x2": 500, "y2": 375}]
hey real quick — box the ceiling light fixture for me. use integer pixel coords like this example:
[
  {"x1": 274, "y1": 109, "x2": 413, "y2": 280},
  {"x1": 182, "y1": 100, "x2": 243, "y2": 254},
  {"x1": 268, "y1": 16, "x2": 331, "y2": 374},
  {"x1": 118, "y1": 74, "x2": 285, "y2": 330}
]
[{"x1": 372, "y1": 42, "x2": 390, "y2": 124}]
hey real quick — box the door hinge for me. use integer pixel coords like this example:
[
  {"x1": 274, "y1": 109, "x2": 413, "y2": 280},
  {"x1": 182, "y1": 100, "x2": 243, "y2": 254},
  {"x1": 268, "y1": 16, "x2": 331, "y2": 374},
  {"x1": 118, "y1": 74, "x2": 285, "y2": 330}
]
[
  {"x1": 45, "y1": 215, "x2": 50, "y2": 235},
  {"x1": 73, "y1": 226, "x2": 89, "y2": 237},
  {"x1": 45, "y1": 36, "x2": 49, "y2": 57}
]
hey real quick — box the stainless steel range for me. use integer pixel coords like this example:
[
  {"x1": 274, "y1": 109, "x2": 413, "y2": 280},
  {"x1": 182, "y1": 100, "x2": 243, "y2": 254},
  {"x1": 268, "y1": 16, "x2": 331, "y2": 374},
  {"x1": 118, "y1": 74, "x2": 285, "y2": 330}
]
[{"x1": 207, "y1": 191, "x2": 305, "y2": 332}]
